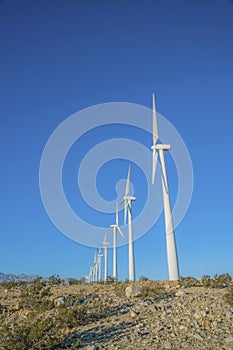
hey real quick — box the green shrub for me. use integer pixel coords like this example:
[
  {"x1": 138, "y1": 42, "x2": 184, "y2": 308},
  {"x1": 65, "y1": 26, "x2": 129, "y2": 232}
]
[
  {"x1": 224, "y1": 286, "x2": 233, "y2": 307},
  {"x1": 48, "y1": 274, "x2": 63, "y2": 286},
  {"x1": 179, "y1": 276, "x2": 199, "y2": 287},
  {"x1": 18, "y1": 278, "x2": 53, "y2": 311},
  {"x1": 0, "y1": 296, "x2": 88, "y2": 349},
  {"x1": 0, "y1": 280, "x2": 26, "y2": 290},
  {"x1": 212, "y1": 273, "x2": 232, "y2": 288},
  {"x1": 0, "y1": 314, "x2": 65, "y2": 349},
  {"x1": 201, "y1": 274, "x2": 211, "y2": 287},
  {"x1": 139, "y1": 276, "x2": 149, "y2": 281},
  {"x1": 68, "y1": 278, "x2": 83, "y2": 285},
  {"x1": 201, "y1": 273, "x2": 232, "y2": 288}
]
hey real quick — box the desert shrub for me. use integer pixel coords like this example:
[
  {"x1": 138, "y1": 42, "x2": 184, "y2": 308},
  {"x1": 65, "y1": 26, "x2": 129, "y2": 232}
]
[
  {"x1": 0, "y1": 301, "x2": 89, "y2": 349},
  {"x1": 106, "y1": 276, "x2": 116, "y2": 284},
  {"x1": 55, "y1": 305, "x2": 87, "y2": 328},
  {"x1": 212, "y1": 273, "x2": 232, "y2": 288},
  {"x1": 224, "y1": 286, "x2": 233, "y2": 307},
  {"x1": 141, "y1": 282, "x2": 166, "y2": 299},
  {"x1": 0, "y1": 280, "x2": 26, "y2": 290},
  {"x1": 201, "y1": 274, "x2": 212, "y2": 287},
  {"x1": 201, "y1": 273, "x2": 232, "y2": 288},
  {"x1": 18, "y1": 278, "x2": 53, "y2": 311},
  {"x1": 48, "y1": 274, "x2": 63, "y2": 286},
  {"x1": 68, "y1": 278, "x2": 83, "y2": 285},
  {"x1": 113, "y1": 282, "x2": 129, "y2": 298},
  {"x1": 0, "y1": 314, "x2": 66, "y2": 350},
  {"x1": 139, "y1": 276, "x2": 149, "y2": 281},
  {"x1": 179, "y1": 276, "x2": 200, "y2": 288}
]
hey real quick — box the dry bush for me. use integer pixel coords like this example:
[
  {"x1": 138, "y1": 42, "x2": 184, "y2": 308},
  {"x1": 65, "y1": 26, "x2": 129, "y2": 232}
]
[{"x1": 224, "y1": 286, "x2": 233, "y2": 307}]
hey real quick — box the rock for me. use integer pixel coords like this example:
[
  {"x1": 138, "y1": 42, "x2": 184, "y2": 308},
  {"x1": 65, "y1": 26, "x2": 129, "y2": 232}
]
[
  {"x1": 125, "y1": 285, "x2": 142, "y2": 298},
  {"x1": 140, "y1": 300, "x2": 151, "y2": 306},
  {"x1": 193, "y1": 310, "x2": 206, "y2": 319},
  {"x1": 193, "y1": 332, "x2": 203, "y2": 341},
  {"x1": 203, "y1": 320, "x2": 211, "y2": 327},
  {"x1": 200, "y1": 310, "x2": 207, "y2": 317},
  {"x1": 175, "y1": 289, "x2": 186, "y2": 297},
  {"x1": 54, "y1": 296, "x2": 66, "y2": 307},
  {"x1": 179, "y1": 325, "x2": 186, "y2": 330},
  {"x1": 180, "y1": 342, "x2": 191, "y2": 349},
  {"x1": 14, "y1": 303, "x2": 20, "y2": 310},
  {"x1": 0, "y1": 303, "x2": 3, "y2": 314},
  {"x1": 226, "y1": 334, "x2": 233, "y2": 343},
  {"x1": 130, "y1": 310, "x2": 138, "y2": 317},
  {"x1": 164, "y1": 341, "x2": 172, "y2": 349}
]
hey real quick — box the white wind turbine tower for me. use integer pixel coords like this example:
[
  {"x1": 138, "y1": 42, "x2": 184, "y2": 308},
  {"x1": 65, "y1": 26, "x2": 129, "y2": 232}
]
[
  {"x1": 122, "y1": 166, "x2": 136, "y2": 282},
  {"x1": 151, "y1": 93, "x2": 180, "y2": 281},
  {"x1": 102, "y1": 229, "x2": 110, "y2": 282},
  {"x1": 93, "y1": 251, "x2": 98, "y2": 282},
  {"x1": 97, "y1": 248, "x2": 103, "y2": 282},
  {"x1": 90, "y1": 266, "x2": 94, "y2": 283},
  {"x1": 110, "y1": 203, "x2": 124, "y2": 281}
]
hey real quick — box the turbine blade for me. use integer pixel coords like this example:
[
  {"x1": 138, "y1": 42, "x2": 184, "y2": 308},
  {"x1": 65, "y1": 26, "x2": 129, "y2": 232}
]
[
  {"x1": 103, "y1": 229, "x2": 108, "y2": 243},
  {"x1": 152, "y1": 93, "x2": 158, "y2": 146},
  {"x1": 116, "y1": 202, "x2": 119, "y2": 226},
  {"x1": 152, "y1": 148, "x2": 158, "y2": 184},
  {"x1": 125, "y1": 165, "x2": 131, "y2": 197},
  {"x1": 124, "y1": 200, "x2": 127, "y2": 224},
  {"x1": 117, "y1": 226, "x2": 124, "y2": 237}
]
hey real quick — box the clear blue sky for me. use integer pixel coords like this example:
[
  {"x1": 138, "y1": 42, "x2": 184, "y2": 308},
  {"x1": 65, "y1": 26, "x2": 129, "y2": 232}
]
[{"x1": 1, "y1": 0, "x2": 233, "y2": 280}]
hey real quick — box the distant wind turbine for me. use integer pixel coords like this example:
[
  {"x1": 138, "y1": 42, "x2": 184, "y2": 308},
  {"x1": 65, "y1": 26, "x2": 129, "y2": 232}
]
[
  {"x1": 102, "y1": 229, "x2": 110, "y2": 282},
  {"x1": 110, "y1": 203, "x2": 124, "y2": 281},
  {"x1": 93, "y1": 250, "x2": 98, "y2": 282},
  {"x1": 97, "y1": 248, "x2": 103, "y2": 282},
  {"x1": 121, "y1": 166, "x2": 136, "y2": 282},
  {"x1": 151, "y1": 93, "x2": 180, "y2": 281},
  {"x1": 90, "y1": 266, "x2": 94, "y2": 283}
]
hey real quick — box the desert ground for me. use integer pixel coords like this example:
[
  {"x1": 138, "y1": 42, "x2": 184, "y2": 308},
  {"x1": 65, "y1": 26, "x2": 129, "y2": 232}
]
[{"x1": 0, "y1": 278, "x2": 232, "y2": 349}]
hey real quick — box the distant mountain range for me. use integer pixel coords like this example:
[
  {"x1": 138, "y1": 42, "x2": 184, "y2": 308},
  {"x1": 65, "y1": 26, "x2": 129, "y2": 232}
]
[{"x1": 0, "y1": 272, "x2": 39, "y2": 283}]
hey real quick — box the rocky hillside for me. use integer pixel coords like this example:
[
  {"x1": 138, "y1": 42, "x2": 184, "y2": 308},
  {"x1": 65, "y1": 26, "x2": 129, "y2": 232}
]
[{"x1": 0, "y1": 278, "x2": 232, "y2": 349}]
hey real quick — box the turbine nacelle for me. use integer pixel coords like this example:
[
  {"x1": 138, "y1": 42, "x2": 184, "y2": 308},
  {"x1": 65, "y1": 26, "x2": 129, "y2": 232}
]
[
  {"x1": 97, "y1": 249, "x2": 103, "y2": 257},
  {"x1": 122, "y1": 195, "x2": 136, "y2": 202},
  {"x1": 151, "y1": 144, "x2": 171, "y2": 151},
  {"x1": 121, "y1": 166, "x2": 136, "y2": 224},
  {"x1": 110, "y1": 202, "x2": 124, "y2": 237},
  {"x1": 110, "y1": 224, "x2": 124, "y2": 237}
]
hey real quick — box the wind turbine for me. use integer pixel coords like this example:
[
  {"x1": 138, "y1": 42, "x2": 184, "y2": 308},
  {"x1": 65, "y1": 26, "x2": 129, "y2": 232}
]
[
  {"x1": 122, "y1": 166, "x2": 136, "y2": 282},
  {"x1": 110, "y1": 203, "x2": 124, "y2": 281},
  {"x1": 90, "y1": 266, "x2": 94, "y2": 283},
  {"x1": 93, "y1": 250, "x2": 98, "y2": 282},
  {"x1": 97, "y1": 248, "x2": 103, "y2": 282},
  {"x1": 151, "y1": 93, "x2": 180, "y2": 281},
  {"x1": 102, "y1": 229, "x2": 110, "y2": 282}
]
